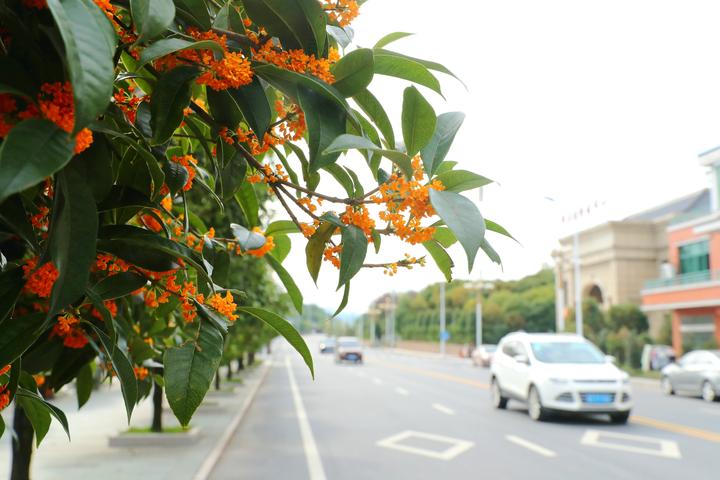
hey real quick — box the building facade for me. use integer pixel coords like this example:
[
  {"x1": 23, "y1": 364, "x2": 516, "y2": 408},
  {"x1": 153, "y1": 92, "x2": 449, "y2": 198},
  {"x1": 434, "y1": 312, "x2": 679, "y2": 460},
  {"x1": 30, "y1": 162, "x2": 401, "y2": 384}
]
[
  {"x1": 641, "y1": 148, "x2": 720, "y2": 353},
  {"x1": 554, "y1": 189, "x2": 709, "y2": 337}
]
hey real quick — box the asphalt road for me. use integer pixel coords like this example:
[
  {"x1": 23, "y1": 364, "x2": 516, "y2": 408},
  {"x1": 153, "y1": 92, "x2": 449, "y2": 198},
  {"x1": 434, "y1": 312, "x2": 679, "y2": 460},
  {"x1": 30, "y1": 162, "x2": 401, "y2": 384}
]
[{"x1": 210, "y1": 337, "x2": 720, "y2": 479}]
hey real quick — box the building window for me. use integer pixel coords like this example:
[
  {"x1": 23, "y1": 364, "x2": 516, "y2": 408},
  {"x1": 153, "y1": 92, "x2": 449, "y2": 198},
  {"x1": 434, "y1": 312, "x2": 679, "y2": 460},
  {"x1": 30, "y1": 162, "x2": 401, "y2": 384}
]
[
  {"x1": 679, "y1": 315, "x2": 716, "y2": 349},
  {"x1": 678, "y1": 240, "x2": 709, "y2": 274}
]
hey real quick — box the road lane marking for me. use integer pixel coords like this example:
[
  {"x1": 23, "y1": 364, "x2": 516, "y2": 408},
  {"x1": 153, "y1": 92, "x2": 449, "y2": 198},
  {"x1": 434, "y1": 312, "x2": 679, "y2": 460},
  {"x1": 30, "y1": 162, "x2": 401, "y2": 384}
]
[
  {"x1": 505, "y1": 435, "x2": 557, "y2": 458},
  {"x1": 376, "y1": 430, "x2": 474, "y2": 460},
  {"x1": 373, "y1": 377, "x2": 383, "y2": 385},
  {"x1": 394, "y1": 387, "x2": 409, "y2": 396},
  {"x1": 631, "y1": 415, "x2": 720, "y2": 443},
  {"x1": 581, "y1": 430, "x2": 681, "y2": 459},
  {"x1": 286, "y1": 356, "x2": 327, "y2": 480},
  {"x1": 431, "y1": 403, "x2": 455, "y2": 415},
  {"x1": 372, "y1": 360, "x2": 488, "y2": 389}
]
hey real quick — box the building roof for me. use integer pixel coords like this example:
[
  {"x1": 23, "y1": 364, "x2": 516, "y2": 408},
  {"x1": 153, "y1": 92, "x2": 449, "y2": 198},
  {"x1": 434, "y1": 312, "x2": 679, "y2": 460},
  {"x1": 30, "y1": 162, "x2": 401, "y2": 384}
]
[{"x1": 623, "y1": 189, "x2": 710, "y2": 223}]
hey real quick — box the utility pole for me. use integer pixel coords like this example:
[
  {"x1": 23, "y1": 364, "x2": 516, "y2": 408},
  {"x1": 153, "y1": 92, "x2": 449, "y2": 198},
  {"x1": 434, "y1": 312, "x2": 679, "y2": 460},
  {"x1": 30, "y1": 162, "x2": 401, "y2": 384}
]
[
  {"x1": 377, "y1": 297, "x2": 394, "y2": 347},
  {"x1": 367, "y1": 308, "x2": 380, "y2": 346},
  {"x1": 439, "y1": 282, "x2": 446, "y2": 356},
  {"x1": 573, "y1": 229, "x2": 583, "y2": 337}
]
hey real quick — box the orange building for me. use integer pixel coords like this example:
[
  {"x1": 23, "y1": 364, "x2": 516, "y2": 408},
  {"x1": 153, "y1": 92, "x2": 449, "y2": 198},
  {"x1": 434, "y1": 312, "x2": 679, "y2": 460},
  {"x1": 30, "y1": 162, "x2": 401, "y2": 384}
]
[{"x1": 642, "y1": 148, "x2": 720, "y2": 353}]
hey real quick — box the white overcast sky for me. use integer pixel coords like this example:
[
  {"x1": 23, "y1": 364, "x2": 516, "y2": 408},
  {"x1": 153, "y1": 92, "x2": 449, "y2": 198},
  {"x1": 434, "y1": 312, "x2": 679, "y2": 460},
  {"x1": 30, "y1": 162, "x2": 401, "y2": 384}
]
[{"x1": 271, "y1": 0, "x2": 720, "y2": 316}]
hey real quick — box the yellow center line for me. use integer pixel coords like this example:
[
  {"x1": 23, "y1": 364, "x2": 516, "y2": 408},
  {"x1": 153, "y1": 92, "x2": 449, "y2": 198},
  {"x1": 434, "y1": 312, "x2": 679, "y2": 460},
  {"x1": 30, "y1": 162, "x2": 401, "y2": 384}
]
[
  {"x1": 372, "y1": 359, "x2": 720, "y2": 444},
  {"x1": 630, "y1": 415, "x2": 720, "y2": 443},
  {"x1": 371, "y1": 359, "x2": 489, "y2": 389}
]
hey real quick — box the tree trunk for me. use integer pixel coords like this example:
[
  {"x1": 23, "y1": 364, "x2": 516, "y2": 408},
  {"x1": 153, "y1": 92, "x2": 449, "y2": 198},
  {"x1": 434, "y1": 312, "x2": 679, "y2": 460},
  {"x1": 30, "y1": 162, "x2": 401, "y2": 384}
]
[
  {"x1": 266, "y1": 342, "x2": 272, "y2": 354},
  {"x1": 225, "y1": 364, "x2": 233, "y2": 380},
  {"x1": 248, "y1": 351, "x2": 255, "y2": 366},
  {"x1": 11, "y1": 407, "x2": 34, "y2": 480},
  {"x1": 150, "y1": 378, "x2": 163, "y2": 433},
  {"x1": 214, "y1": 370, "x2": 221, "y2": 390},
  {"x1": 237, "y1": 354, "x2": 244, "y2": 371}
]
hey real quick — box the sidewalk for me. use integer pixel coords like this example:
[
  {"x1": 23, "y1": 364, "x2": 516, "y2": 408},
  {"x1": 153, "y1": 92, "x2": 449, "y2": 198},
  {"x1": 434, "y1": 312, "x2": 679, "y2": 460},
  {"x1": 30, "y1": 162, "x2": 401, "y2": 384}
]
[{"x1": 0, "y1": 361, "x2": 269, "y2": 480}]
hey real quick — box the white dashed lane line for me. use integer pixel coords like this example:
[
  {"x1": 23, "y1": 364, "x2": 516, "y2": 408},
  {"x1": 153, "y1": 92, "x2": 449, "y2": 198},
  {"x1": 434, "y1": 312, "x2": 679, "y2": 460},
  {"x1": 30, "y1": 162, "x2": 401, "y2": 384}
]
[
  {"x1": 373, "y1": 377, "x2": 383, "y2": 385},
  {"x1": 431, "y1": 403, "x2": 455, "y2": 415},
  {"x1": 395, "y1": 387, "x2": 409, "y2": 396}
]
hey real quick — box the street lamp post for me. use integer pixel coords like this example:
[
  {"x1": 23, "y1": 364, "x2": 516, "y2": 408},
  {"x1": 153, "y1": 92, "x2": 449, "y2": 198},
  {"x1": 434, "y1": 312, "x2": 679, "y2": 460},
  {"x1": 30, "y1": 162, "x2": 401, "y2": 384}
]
[
  {"x1": 377, "y1": 297, "x2": 395, "y2": 347},
  {"x1": 367, "y1": 308, "x2": 380, "y2": 345}
]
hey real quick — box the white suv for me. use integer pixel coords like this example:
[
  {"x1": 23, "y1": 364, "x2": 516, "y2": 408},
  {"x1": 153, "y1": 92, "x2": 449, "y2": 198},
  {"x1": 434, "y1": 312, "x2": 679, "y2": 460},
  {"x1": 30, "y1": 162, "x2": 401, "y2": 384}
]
[{"x1": 490, "y1": 332, "x2": 632, "y2": 423}]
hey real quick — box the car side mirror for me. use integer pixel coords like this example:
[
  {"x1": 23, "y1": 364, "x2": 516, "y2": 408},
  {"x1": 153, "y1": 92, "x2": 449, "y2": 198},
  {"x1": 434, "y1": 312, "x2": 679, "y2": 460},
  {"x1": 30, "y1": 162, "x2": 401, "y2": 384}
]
[
  {"x1": 514, "y1": 354, "x2": 529, "y2": 365},
  {"x1": 605, "y1": 355, "x2": 616, "y2": 364}
]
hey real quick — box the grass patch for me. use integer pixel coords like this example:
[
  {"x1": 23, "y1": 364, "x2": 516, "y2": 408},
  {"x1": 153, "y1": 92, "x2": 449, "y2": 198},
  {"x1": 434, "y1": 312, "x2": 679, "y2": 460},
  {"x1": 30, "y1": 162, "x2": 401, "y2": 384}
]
[{"x1": 125, "y1": 426, "x2": 191, "y2": 434}]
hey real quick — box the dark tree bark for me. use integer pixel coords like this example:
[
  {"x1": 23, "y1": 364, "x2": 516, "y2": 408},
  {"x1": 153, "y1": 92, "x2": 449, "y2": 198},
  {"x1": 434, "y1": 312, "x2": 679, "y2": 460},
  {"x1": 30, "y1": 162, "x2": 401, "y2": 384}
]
[
  {"x1": 214, "y1": 370, "x2": 221, "y2": 390},
  {"x1": 248, "y1": 351, "x2": 255, "y2": 365},
  {"x1": 237, "y1": 354, "x2": 245, "y2": 371},
  {"x1": 11, "y1": 407, "x2": 34, "y2": 480},
  {"x1": 225, "y1": 364, "x2": 233, "y2": 380},
  {"x1": 150, "y1": 378, "x2": 163, "y2": 433}
]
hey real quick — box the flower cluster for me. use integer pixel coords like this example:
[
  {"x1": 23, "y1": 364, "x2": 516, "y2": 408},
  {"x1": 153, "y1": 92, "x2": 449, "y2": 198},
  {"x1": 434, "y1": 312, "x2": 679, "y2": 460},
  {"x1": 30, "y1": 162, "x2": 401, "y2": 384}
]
[
  {"x1": 207, "y1": 291, "x2": 238, "y2": 322},
  {"x1": 50, "y1": 314, "x2": 89, "y2": 349},
  {"x1": 171, "y1": 154, "x2": 199, "y2": 191},
  {"x1": 113, "y1": 86, "x2": 145, "y2": 124},
  {"x1": 0, "y1": 365, "x2": 10, "y2": 411},
  {"x1": 253, "y1": 39, "x2": 339, "y2": 84},
  {"x1": 341, "y1": 205, "x2": 375, "y2": 240},
  {"x1": 22, "y1": 257, "x2": 59, "y2": 299},
  {"x1": 383, "y1": 254, "x2": 426, "y2": 276},
  {"x1": 133, "y1": 367, "x2": 149, "y2": 381},
  {"x1": 247, "y1": 163, "x2": 290, "y2": 184},
  {"x1": 323, "y1": 245, "x2": 342, "y2": 268},
  {"x1": 155, "y1": 28, "x2": 253, "y2": 91},
  {"x1": 320, "y1": 0, "x2": 360, "y2": 27},
  {"x1": 247, "y1": 229, "x2": 275, "y2": 257}
]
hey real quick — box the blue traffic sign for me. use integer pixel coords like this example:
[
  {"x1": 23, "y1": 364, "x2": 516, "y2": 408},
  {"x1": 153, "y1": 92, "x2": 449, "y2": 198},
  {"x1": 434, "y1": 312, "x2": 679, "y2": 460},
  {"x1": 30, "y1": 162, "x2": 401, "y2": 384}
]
[{"x1": 440, "y1": 330, "x2": 451, "y2": 341}]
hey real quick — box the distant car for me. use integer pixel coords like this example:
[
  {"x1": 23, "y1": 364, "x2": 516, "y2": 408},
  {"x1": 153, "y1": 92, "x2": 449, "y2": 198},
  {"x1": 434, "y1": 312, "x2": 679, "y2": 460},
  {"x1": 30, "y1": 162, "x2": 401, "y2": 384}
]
[
  {"x1": 661, "y1": 350, "x2": 720, "y2": 402},
  {"x1": 335, "y1": 336, "x2": 363, "y2": 364},
  {"x1": 319, "y1": 337, "x2": 336, "y2": 354},
  {"x1": 491, "y1": 332, "x2": 632, "y2": 423},
  {"x1": 471, "y1": 344, "x2": 497, "y2": 367}
]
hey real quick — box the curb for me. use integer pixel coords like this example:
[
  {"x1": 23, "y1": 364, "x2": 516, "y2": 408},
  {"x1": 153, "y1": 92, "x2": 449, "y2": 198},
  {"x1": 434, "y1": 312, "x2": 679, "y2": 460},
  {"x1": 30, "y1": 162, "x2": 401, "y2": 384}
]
[{"x1": 192, "y1": 359, "x2": 272, "y2": 480}]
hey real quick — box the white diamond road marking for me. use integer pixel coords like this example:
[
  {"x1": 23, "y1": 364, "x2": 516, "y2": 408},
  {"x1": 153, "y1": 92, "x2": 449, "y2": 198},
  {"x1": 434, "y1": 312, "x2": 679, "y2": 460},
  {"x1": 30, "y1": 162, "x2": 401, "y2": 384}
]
[
  {"x1": 505, "y1": 435, "x2": 557, "y2": 457},
  {"x1": 376, "y1": 430, "x2": 474, "y2": 460},
  {"x1": 581, "y1": 430, "x2": 681, "y2": 459}
]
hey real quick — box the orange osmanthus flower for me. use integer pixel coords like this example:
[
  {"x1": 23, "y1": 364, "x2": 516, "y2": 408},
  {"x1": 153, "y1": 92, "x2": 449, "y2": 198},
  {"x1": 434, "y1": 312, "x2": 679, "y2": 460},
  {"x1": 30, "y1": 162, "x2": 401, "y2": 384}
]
[
  {"x1": 207, "y1": 291, "x2": 238, "y2": 321},
  {"x1": 22, "y1": 257, "x2": 59, "y2": 298}
]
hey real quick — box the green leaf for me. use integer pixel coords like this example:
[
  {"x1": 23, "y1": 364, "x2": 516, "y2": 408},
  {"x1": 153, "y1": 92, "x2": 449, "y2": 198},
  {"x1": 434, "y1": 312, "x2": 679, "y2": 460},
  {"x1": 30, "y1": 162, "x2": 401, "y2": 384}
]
[
  {"x1": 222, "y1": 78, "x2": 273, "y2": 136},
  {"x1": 164, "y1": 321, "x2": 224, "y2": 426},
  {"x1": 16, "y1": 387, "x2": 70, "y2": 443},
  {"x1": 421, "y1": 112, "x2": 465, "y2": 176},
  {"x1": 0, "y1": 313, "x2": 45, "y2": 375},
  {"x1": 88, "y1": 325, "x2": 138, "y2": 421},
  {"x1": 324, "y1": 164, "x2": 355, "y2": 197},
  {"x1": 429, "y1": 189, "x2": 485, "y2": 271},
  {"x1": 265, "y1": 255, "x2": 303, "y2": 314},
  {"x1": 151, "y1": 66, "x2": 199, "y2": 144},
  {"x1": 485, "y1": 218, "x2": 517, "y2": 242},
  {"x1": 220, "y1": 152, "x2": 248, "y2": 200},
  {"x1": 235, "y1": 182, "x2": 259, "y2": 227},
  {"x1": 433, "y1": 226, "x2": 457, "y2": 248},
  {"x1": 174, "y1": 0, "x2": 212, "y2": 30},
  {"x1": 326, "y1": 25, "x2": 353, "y2": 48},
  {"x1": 323, "y1": 134, "x2": 414, "y2": 178},
  {"x1": 305, "y1": 221, "x2": 335, "y2": 284},
  {"x1": 48, "y1": 164, "x2": 99, "y2": 318},
  {"x1": 0, "y1": 267, "x2": 24, "y2": 323},
  {"x1": 47, "y1": 0, "x2": 117, "y2": 131},
  {"x1": 266, "y1": 220, "x2": 300, "y2": 236},
  {"x1": 375, "y1": 48, "x2": 465, "y2": 88},
  {"x1": 76, "y1": 363, "x2": 94, "y2": 409},
  {"x1": 331, "y1": 48, "x2": 374, "y2": 97},
  {"x1": 434, "y1": 160, "x2": 457, "y2": 175},
  {"x1": 338, "y1": 225, "x2": 367, "y2": 288},
  {"x1": 298, "y1": 87, "x2": 345, "y2": 171},
  {"x1": 373, "y1": 52, "x2": 442, "y2": 96},
  {"x1": 271, "y1": 234, "x2": 292, "y2": 263},
  {"x1": 371, "y1": 229, "x2": 381, "y2": 253},
  {"x1": 423, "y1": 240, "x2": 453, "y2": 282},
  {"x1": 131, "y1": 0, "x2": 175, "y2": 42},
  {"x1": 402, "y1": 86, "x2": 436, "y2": 157},
  {"x1": 17, "y1": 394, "x2": 52, "y2": 446},
  {"x1": 434, "y1": 169, "x2": 492, "y2": 193},
  {"x1": 0, "y1": 119, "x2": 73, "y2": 204},
  {"x1": 243, "y1": 0, "x2": 327, "y2": 56},
  {"x1": 139, "y1": 38, "x2": 224, "y2": 67},
  {"x1": 481, "y1": 238, "x2": 502, "y2": 265},
  {"x1": 0, "y1": 196, "x2": 37, "y2": 250},
  {"x1": 353, "y1": 89, "x2": 395, "y2": 148},
  {"x1": 333, "y1": 282, "x2": 350, "y2": 317},
  {"x1": 237, "y1": 307, "x2": 314, "y2": 378},
  {"x1": 162, "y1": 160, "x2": 190, "y2": 196},
  {"x1": 75, "y1": 137, "x2": 114, "y2": 202},
  {"x1": 91, "y1": 272, "x2": 148, "y2": 300},
  {"x1": 230, "y1": 223, "x2": 266, "y2": 250},
  {"x1": 374, "y1": 32, "x2": 414, "y2": 49}
]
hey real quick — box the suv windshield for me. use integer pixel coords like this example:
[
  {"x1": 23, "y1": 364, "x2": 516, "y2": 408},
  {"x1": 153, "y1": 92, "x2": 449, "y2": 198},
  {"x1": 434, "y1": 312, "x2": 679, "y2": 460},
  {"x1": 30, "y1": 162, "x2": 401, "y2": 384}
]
[
  {"x1": 531, "y1": 341, "x2": 606, "y2": 364},
  {"x1": 339, "y1": 340, "x2": 360, "y2": 348}
]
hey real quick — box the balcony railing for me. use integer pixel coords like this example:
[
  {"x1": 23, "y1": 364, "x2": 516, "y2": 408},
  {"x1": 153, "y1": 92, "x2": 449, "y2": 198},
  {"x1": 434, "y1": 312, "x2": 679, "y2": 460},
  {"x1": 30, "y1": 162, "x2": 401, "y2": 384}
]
[{"x1": 644, "y1": 270, "x2": 719, "y2": 290}]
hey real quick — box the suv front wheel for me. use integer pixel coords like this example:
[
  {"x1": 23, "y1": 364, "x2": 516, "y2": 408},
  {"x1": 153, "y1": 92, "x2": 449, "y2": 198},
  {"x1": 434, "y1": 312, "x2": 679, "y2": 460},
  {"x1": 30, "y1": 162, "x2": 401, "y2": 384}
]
[
  {"x1": 491, "y1": 378, "x2": 508, "y2": 409},
  {"x1": 527, "y1": 385, "x2": 550, "y2": 421}
]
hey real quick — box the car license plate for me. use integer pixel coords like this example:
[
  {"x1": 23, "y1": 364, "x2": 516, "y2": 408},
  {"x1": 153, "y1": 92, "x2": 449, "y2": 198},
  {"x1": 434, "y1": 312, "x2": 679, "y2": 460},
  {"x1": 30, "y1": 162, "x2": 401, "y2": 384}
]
[
  {"x1": 346, "y1": 354, "x2": 358, "y2": 360},
  {"x1": 584, "y1": 393, "x2": 612, "y2": 403}
]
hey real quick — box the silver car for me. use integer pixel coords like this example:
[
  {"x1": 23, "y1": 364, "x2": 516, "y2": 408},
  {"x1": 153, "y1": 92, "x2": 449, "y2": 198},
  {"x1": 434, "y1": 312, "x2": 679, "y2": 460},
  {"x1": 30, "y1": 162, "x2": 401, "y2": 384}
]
[{"x1": 661, "y1": 350, "x2": 720, "y2": 402}]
